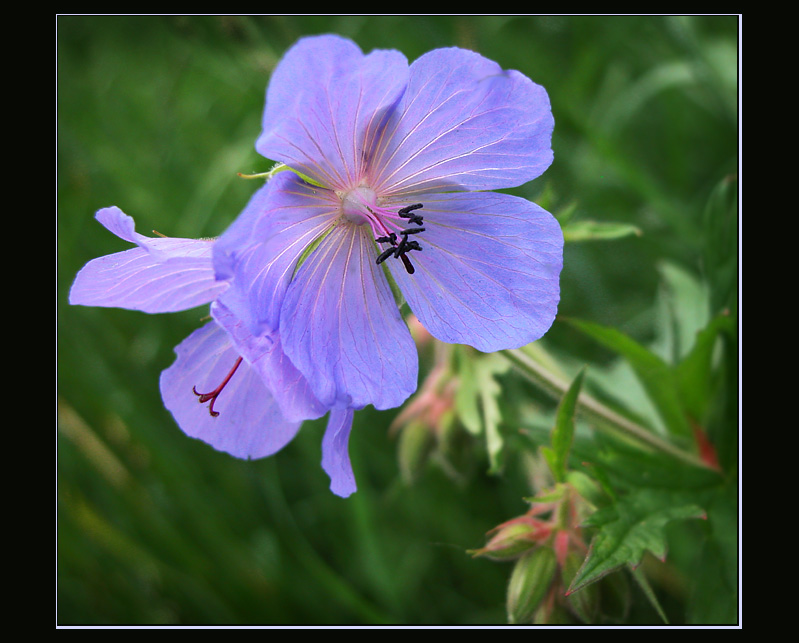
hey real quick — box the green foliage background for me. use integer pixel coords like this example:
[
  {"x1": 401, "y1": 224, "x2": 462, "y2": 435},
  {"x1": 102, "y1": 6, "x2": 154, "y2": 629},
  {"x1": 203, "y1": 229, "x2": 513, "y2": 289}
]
[{"x1": 57, "y1": 15, "x2": 739, "y2": 625}]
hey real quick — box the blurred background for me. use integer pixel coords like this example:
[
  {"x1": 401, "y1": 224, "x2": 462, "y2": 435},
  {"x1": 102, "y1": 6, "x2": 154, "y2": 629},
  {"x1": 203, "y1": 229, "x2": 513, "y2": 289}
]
[{"x1": 57, "y1": 15, "x2": 739, "y2": 625}]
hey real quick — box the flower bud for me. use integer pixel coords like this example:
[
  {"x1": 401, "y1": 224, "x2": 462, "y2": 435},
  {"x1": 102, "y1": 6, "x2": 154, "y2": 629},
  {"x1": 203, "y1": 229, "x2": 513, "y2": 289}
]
[
  {"x1": 469, "y1": 517, "x2": 545, "y2": 561},
  {"x1": 506, "y1": 546, "x2": 558, "y2": 624}
]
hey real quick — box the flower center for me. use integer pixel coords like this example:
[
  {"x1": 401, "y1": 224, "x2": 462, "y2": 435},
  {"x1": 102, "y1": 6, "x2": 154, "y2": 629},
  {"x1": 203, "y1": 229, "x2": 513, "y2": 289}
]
[
  {"x1": 339, "y1": 188, "x2": 426, "y2": 275},
  {"x1": 340, "y1": 187, "x2": 380, "y2": 226},
  {"x1": 193, "y1": 356, "x2": 243, "y2": 417}
]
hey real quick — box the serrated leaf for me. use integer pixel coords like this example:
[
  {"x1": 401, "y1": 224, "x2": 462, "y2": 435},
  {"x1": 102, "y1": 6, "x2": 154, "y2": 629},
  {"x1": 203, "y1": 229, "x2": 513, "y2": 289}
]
[
  {"x1": 479, "y1": 354, "x2": 510, "y2": 474},
  {"x1": 568, "y1": 489, "x2": 705, "y2": 594},
  {"x1": 546, "y1": 368, "x2": 585, "y2": 483},
  {"x1": 453, "y1": 350, "x2": 509, "y2": 473},
  {"x1": 564, "y1": 318, "x2": 691, "y2": 437},
  {"x1": 454, "y1": 350, "x2": 482, "y2": 435},
  {"x1": 562, "y1": 220, "x2": 642, "y2": 243}
]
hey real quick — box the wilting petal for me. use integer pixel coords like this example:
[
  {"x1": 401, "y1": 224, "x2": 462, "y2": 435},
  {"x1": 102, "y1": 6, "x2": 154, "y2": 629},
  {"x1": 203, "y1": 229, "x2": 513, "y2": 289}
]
[
  {"x1": 370, "y1": 48, "x2": 553, "y2": 195},
  {"x1": 321, "y1": 408, "x2": 356, "y2": 497},
  {"x1": 280, "y1": 223, "x2": 418, "y2": 410},
  {"x1": 159, "y1": 321, "x2": 302, "y2": 460},
  {"x1": 256, "y1": 34, "x2": 409, "y2": 190},
  {"x1": 211, "y1": 300, "x2": 328, "y2": 422},
  {"x1": 386, "y1": 191, "x2": 563, "y2": 352},
  {"x1": 214, "y1": 171, "x2": 339, "y2": 336}
]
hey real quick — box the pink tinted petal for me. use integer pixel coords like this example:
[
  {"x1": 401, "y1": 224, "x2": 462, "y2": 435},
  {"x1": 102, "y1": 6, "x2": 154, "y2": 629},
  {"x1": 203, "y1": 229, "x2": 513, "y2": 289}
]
[
  {"x1": 214, "y1": 172, "x2": 339, "y2": 336},
  {"x1": 256, "y1": 34, "x2": 409, "y2": 190},
  {"x1": 370, "y1": 47, "x2": 553, "y2": 195},
  {"x1": 386, "y1": 191, "x2": 563, "y2": 352},
  {"x1": 211, "y1": 300, "x2": 328, "y2": 422},
  {"x1": 321, "y1": 408, "x2": 357, "y2": 497},
  {"x1": 279, "y1": 223, "x2": 418, "y2": 411},
  {"x1": 159, "y1": 321, "x2": 302, "y2": 460}
]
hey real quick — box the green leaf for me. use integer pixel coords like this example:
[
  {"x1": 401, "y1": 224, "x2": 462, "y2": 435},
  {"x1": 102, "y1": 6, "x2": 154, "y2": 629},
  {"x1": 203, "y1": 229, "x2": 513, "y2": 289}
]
[
  {"x1": 702, "y1": 174, "x2": 738, "y2": 315},
  {"x1": 654, "y1": 261, "x2": 710, "y2": 364},
  {"x1": 567, "y1": 488, "x2": 705, "y2": 594},
  {"x1": 544, "y1": 368, "x2": 585, "y2": 483},
  {"x1": 675, "y1": 311, "x2": 735, "y2": 421},
  {"x1": 564, "y1": 318, "x2": 691, "y2": 438},
  {"x1": 454, "y1": 349, "x2": 483, "y2": 436},
  {"x1": 562, "y1": 220, "x2": 642, "y2": 243},
  {"x1": 453, "y1": 349, "x2": 510, "y2": 473},
  {"x1": 479, "y1": 354, "x2": 510, "y2": 474},
  {"x1": 629, "y1": 565, "x2": 669, "y2": 624},
  {"x1": 684, "y1": 479, "x2": 739, "y2": 624}
]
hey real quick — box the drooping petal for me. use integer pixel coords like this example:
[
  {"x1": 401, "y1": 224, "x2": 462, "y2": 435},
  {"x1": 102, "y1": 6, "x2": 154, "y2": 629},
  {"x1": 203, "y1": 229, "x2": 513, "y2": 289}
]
[
  {"x1": 95, "y1": 206, "x2": 217, "y2": 263},
  {"x1": 213, "y1": 171, "x2": 339, "y2": 336},
  {"x1": 256, "y1": 34, "x2": 409, "y2": 190},
  {"x1": 159, "y1": 321, "x2": 302, "y2": 460},
  {"x1": 321, "y1": 408, "x2": 357, "y2": 498},
  {"x1": 70, "y1": 206, "x2": 225, "y2": 313},
  {"x1": 369, "y1": 47, "x2": 554, "y2": 195},
  {"x1": 386, "y1": 191, "x2": 563, "y2": 352},
  {"x1": 211, "y1": 300, "x2": 328, "y2": 422},
  {"x1": 279, "y1": 223, "x2": 418, "y2": 411}
]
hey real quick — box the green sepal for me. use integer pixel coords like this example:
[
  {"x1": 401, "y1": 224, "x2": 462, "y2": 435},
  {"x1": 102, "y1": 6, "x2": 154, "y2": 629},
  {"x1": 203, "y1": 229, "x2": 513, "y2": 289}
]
[{"x1": 291, "y1": 225, "x2": 335, "y2": 281}]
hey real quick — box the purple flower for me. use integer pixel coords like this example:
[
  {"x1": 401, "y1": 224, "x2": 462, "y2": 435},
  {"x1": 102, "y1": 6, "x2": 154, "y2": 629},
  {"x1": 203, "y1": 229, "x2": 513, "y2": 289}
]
[
  {"x1": 69, "y1": 206, "x2": 357, "y2": 496},
  {"x1": 215, "y1": 35, "x2": 563, "y2": 416},
  {"x1": 68, "y1": 35, "x2": 563, "y2": 499}
]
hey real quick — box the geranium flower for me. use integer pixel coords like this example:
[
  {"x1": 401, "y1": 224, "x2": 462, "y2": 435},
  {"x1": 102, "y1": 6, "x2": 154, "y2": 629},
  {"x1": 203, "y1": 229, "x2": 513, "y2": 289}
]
[
  {"x1": 68, "y1": 35, "x2": 563, "y2": 499},
  {"x1": 69, "y1": 206, "x2": 358, "y2": 496},
  {"x1": 215, "y1": 34, "x2": 563, "y2": 422}
]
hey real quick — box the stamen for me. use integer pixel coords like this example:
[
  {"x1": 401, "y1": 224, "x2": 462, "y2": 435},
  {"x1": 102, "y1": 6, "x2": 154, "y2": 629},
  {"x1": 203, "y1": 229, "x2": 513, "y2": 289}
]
[
  {"x1": 399, "y1": 254, "x2": 415, "y2": 275},
  {"x1": 376, "y1": 246, "x2": 398, "y2": 265},
  {"x1": 374, "y1": 203, "x2": 425, "y2": 274},
  {"x1": 398, "y1": 203, "x2": 424, "y2": 217},
  {"x1": 193, "y1": 356, "x2": 243, "y2": 417},
  {"x1": 375, "y1": 232, "x2": 397, "y2": 244},
  {"x1": 398, "y1": 204, "x2": 425, "y2": 226}
]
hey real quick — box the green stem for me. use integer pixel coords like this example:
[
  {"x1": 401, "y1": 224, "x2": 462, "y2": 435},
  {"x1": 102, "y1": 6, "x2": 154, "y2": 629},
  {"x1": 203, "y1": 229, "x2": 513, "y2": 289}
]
[{"x1": 501, "y1": 348, "x2": 709, "y2": 469}]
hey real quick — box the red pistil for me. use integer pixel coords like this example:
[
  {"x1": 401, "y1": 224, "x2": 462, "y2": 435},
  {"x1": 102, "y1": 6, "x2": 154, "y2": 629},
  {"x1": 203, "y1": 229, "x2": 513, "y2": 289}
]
[{"x1": 193, "y1": 356, "x2": 243, "y2": 417}]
